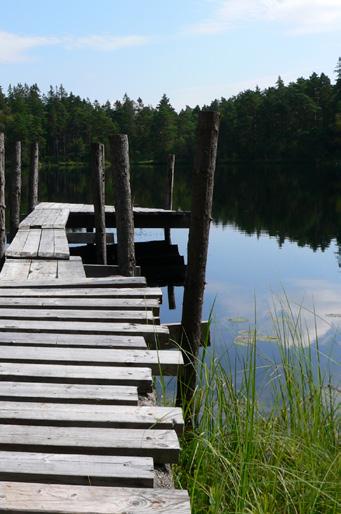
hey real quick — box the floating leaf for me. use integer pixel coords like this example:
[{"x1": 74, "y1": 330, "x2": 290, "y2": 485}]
[{"x1": 228, "y1": 316, "x2": 249, "y2": 323}]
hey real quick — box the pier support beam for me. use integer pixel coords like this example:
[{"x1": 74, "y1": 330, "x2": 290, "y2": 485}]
[
  {"x1": 164, "y1": 153, "x2": 175, "y2": 245},
  {"x1": 28, "y1": 142, "x2": 39, "y2": 212},
  {"x1": 10, "y1": 141, "x2": 21, "y2": 240},
  {"x1": 91, "y1": 142, "x2": 107, "y2": 264},
  {"x1": 0, "y1": 133, "x2": 5, "y2": 263},
  {"x1": 176, "y1": 111, "x2": 220, "y2": 411},
  {"x1": 110, "y1": 134, "x2": 136, "y2": 276}
]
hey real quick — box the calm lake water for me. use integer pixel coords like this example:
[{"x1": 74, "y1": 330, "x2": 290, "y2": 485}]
[{"x1": 29, "y1": 161, "x2": 341, "y2": 389}]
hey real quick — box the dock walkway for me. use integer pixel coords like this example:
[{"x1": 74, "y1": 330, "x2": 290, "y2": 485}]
[{"x1": 0, "y1": 204, "x2": 190, "y2": 513}]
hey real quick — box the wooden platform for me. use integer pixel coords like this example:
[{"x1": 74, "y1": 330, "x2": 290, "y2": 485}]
[{"x1": 0, "y1": 204, "x2": 190, "y2": 513}]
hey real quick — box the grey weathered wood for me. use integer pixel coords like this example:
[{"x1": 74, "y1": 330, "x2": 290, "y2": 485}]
[
  {"x1": 0, "y1": 346, "x2": 183, "y2": 375},
  {"x1": 20, "y1": 208, "x2": 70, "y2": 230},
  {"x1": 164, "y1": 153, "x2": 175, "y2": 244},
  {"x1": 53, "y1": 229, "x2": 70, "y2": 259},
  {"x1": 38, "y1": 229, "x2": 55, "y2": 258},
  {"x1": 0, "y1": 286, "x2": 161, "y2": 299},
  {"x1": 21, "y1": 228, "x2": 41, "y2": 258},
  {"x1": 28, "y1": 260, "x2": 58, "y2": 280},
  {"x1": 0, "y1": 320, "x2": 169, "y2": 346},
  {"x1": 0, "y1": 332, "x2": 147, "y2": 349},
  {"x1": 28, "y1": 142, "x2": 39, "y2": 212},
  {"x1": 0, "y1": 382, "x2": 138, "y2": 405},
  {"x1": 0, "y1": 307, "x2": 155, "y2": 324},
  {"x1": 0, "y1": 133, "x2": 5, "y2": 261},
  {"x1": 177, "y1": 111, "x2": 220, "y2": 407},
  {"x1": 10, "y1": 141, "x2": 21, "y2": 239},
  {"x1": 0, "y1": 482, "x2": 191, "y2": 513},
  {"x1": 0, "y1": 452, "x2": 154, "y2": 487},
  {"x1": 0, "y1": 276, "x2": 147, "y2": 288},
  {"x1": 57, "y1": 257, "x2": 86, "y2": 279},
  {"x1": 0, "y1": 425, "x2": 179, "y2": 463},
  {"x1": 0, "y1": 260, "x2": 31, "y2": 281},
  {"x1": 5, "y1": 229, "x2": 29, "y2": 257},
  {"x1": 0, "y1": 296, "x2": 159, "y2": 315},
  {"x1": 91, "y1": 142, "x2": 107, "y2": 264},
  {"x1": 0, "y1": 402, "x2": 184, "y2": 433},
  {"x1": 110, "y1": 134, "x2": 136, "y2": 276},
  {"x1": 0, "y1": 363, "x2": 152, "y2": 391}
]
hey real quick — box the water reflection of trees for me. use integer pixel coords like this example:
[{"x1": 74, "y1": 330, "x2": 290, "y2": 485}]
[{"x1": 35, "y1": 162, "x2": 341, "y2": 253}]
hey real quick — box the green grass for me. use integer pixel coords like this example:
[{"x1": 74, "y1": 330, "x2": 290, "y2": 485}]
[{"x1": 172, "y1": 301, "x2": 340, "y2": 513}]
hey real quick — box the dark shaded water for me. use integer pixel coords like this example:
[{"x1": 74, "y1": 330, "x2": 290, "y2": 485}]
[{"x1": 19, "y1": 162, "x2": 341, "y2": 389}]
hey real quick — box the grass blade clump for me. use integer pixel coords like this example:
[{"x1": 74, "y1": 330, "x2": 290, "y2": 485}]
[{"x1": 173, "y1": 299, "x2": 340, "y2": 513}]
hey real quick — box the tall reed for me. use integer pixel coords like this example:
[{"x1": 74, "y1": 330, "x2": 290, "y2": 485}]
[{"x1": 173, "y1": 300, "x2": 340, "y2": 513}]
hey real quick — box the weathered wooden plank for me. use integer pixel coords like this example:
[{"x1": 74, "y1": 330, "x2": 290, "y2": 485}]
[
  {"x1": 0, "y1": 482, "x2": 191, "y2": 513},
  {"x1": 0, "y1": 452, "x2": 154, "y2": 487},
  {"x1": 0, "y1": 425, "x2": 180, "y2": 463},
  {"x1": 0, "y1": 346, "x2": 183, "y2": 375},
  {"x1": 0, "y1": 363, "x2": 152, "y2": 392},
  {"x1": 0, "y1": 260, "x2": 30, "y2": 281},
  {"x1": 5, "y1": 229, "x2": 29, "y2": 258},
  {"x1": 0, "y1": 382, "x2": 138, "y2": 405},
  {"x1": 38, "y1": 228, "x2": 55, "y2": 258},
  {"x1": 0, "y1": 320, "x2": 169, "y2": 345},
  {"x1": 0, "y1": 286, "x2": 161, "y2": 299},
  {"x1": 0, "y1": 402, "x2": 184, "y2": 434},
  {"x1": 28, "y1": 260, "x2": 58, "y2": 280},
  {"x1": 53, "y1": 229, "x2": 70, "y2": 259},
  {"x1": 0, "y1": 308, "x2": 156, "y2": 324},
  {"x1": 0, "y1": 276, "x2": 147, "y2": 288},
  {"x1": 20, "y1": 208, "x2": 70, "y2": 229},
  {"x1": 0, "y1": 296, "x2": 160, "y2": 314},
  {"x1": 0, "y1": 332, "x2": 147, "y2": 349},
  {"x1": 21, "y1": 228, "x2": 42, "y2": 258},
  {"x1": 57, "y1": 257, "x2": 86, "y2": 279}
]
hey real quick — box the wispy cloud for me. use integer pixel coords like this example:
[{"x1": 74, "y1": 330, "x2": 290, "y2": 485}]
[
  {"x1": 187, "y1": 0, "x2": 341, "y2": 36},
  {"x1": 0, "y1": 31, "x2": 149, "y2": 63}
]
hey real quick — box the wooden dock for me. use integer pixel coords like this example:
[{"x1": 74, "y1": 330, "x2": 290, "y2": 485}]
[{"x1": 0, "y1": 203, "x2": 191, "y2": 513}]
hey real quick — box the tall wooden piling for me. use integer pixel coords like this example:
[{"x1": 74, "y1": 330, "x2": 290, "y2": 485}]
[
  {"x1": 0, "y1": 133, "x2": 5, "y2": 262},
  {"x1": 176, "y1": 111, "x2": 220, "y2": 409},
  {"x1": 164, "y1": 154, "x2": 175, "y2": 245},
  {"x1": 28, "y1": 142, "x2": 39, "y2": 212},
  {"x1": 110, "y1": 134, "x2": 136, "y2": 276},
  {"x1": 10, "y1": 141, "x2": 21, "y2": 239},
  {"x1": 91, "y1": 142, "x2": 107, "y2": 264}
]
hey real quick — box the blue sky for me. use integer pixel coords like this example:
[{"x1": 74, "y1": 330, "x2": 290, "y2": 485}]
[{"x1": 1, "y1": 0, "x2": 340, "y2": 109}]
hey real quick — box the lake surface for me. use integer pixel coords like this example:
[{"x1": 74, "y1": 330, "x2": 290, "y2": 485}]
[{"x1": 31, "y1": 161, "x2": 341, "y2": 389}]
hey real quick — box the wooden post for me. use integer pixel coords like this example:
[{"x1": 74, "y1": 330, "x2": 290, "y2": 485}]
[
  {"x1": 164, "y1": 154, "x2": 175, "y2": 244},
  {"x1": 91, "y1": 142, "x2": 107, "y2": 264},
  {"x1": 167, "y1": 284, "x2": 176, "y2": 310},
  {"x1": 176, "y1": 111, "x2": 220, "y2": 409},
  {"x1": 28, "y1": 142, "x2": 39, "y2": 212},
  {"x1": 0, "y1": 133, "x2": 5, "y2": 263},
  {"x1": 110, "y1": 134, "x2": 136, "y2": 276},
  {"x1": 10, "y1": 141, "x2": 21, "y2": 239}
]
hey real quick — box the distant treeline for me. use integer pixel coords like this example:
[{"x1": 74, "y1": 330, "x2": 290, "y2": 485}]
[{"x1": 0, "y1": 68, "x2": 341, "y2": 164}]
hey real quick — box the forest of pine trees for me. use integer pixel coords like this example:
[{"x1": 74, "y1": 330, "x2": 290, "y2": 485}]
[{"x1": 0, "y1": 66, "x2": 341, "y2": 165}]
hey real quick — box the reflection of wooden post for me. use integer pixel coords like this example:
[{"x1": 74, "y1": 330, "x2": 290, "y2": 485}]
[
  {"x1": 167, "y1": 284, "x2": 176, "y2": 310},
  {"x1": 164, "y1": 154, "x2": 175, "y2": 244},
  {"x1": 10, "y1": 141, "x2": 21, "y2": 239},
  {"x1": 176, "y1": 111, "x2": 220, "y2": 409},
  {"x1": 91, "y1": 142, "x2": 107, "y2": 264},
  {"x1": 0, "y1": 133, "x2": 5, "y2": 262},
  {"x1": 110, "y1": 134, "x2": 136, "y2": 276},
  {"x1": 28, "y1": 142, "x2": 39, "y2": 212}
]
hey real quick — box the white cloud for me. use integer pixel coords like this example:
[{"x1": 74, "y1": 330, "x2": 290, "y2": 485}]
[
  {"x1": 188, "y1": 0, "x2": 341, "y2": 35},
  {"x1": 0, "y1": 32, "x2": 60, "y2": 63},
  {"x1": 0, "y1": 31, "x2": 149, "y2": 63}
]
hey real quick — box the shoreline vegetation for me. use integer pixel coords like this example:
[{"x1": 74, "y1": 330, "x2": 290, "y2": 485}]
[
  {"x1": 1, "y1": 64, "x2": 341, "y2": 166},
  {"x1": 171, "y1": 300, "x2": 340, "y2": 513}
]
